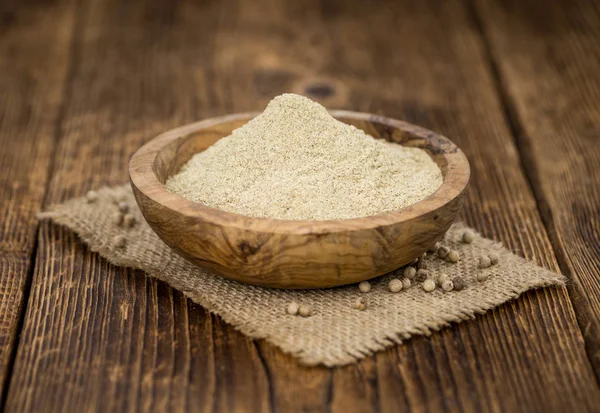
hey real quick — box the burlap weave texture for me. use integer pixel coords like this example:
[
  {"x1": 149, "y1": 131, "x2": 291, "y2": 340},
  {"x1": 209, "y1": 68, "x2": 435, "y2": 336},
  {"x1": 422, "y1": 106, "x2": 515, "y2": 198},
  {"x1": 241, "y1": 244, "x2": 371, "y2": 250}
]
[{"x1": 39, "y1": 185, "x2": 565, "y2": 366}]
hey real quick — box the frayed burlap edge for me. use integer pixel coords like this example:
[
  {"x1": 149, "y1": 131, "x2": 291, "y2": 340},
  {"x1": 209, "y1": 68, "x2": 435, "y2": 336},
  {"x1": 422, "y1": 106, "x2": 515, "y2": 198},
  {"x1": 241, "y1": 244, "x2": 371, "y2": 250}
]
[{"x1": 39, "y1": 185, "x2": 565, "y2": 367}]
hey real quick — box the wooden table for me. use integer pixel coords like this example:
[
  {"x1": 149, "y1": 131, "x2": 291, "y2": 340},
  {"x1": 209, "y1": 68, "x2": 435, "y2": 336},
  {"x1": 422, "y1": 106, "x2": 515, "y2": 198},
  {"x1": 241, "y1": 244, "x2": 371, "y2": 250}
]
[{"x1": 1, "y1": 0, "x2": 599, "y2": 411}]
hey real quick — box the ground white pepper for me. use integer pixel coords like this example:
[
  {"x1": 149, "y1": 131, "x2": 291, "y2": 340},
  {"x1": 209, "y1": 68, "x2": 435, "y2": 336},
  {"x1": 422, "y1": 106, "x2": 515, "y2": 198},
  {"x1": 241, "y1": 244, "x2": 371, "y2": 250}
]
[
  {"x1": 85, "y1": 190, "x2": 98, "y2": 203},
  {"x1": 488, "y1": 253, "x2": 499, "y2": 265},
  {"x1": 462, "y1": 230, "x2": 475, "y2": 244},
  {"x1": 437, "y1": 246, "x2": 450, "y2": 259},
  {"x1": 298, "y1": 304, "x2": 312, "y2": 317},
  {"x1": 441, "y1": 280, "x2": 454, "y2": 292},
  {"x1": 166, "y1": 94, "x2": 442, "y2": 220},
  {"x1": 353, "y1": 297, "x2": 368, "y2": 311},
  {"x1": 358, "y1": 281, "x2": 371, "y2": 293},
  {"x1": 286, "y1": 302, "x2": 300, "y2": 315},
  {"x1": 388, "y1": 279, "x2": 403, "y2": 293},
  {"x1": 403, "y1": 266, "x2": 417, "y2": 280},
  {"x1": 112, "y1": 235, "x2": 126, "y2": 248},
  {"x1": 402, "y1": 278, "x2": 411, "y2": 289},
  {"x1": 478, "y1": 256, "x2": 492, "y2": 269},
  {"x1": 447, "y1": 250, "x2": 459, "y2": 263},
  {"x1": 423, "y1": 279, "x2": 436, "y2": 292}
]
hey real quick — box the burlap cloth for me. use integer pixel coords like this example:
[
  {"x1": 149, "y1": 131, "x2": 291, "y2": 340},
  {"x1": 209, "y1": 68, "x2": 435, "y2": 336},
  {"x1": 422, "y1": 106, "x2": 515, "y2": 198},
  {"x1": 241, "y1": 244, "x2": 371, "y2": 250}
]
[{"x1": 39, "y1": 185, "x2": 565, "y2": 367}]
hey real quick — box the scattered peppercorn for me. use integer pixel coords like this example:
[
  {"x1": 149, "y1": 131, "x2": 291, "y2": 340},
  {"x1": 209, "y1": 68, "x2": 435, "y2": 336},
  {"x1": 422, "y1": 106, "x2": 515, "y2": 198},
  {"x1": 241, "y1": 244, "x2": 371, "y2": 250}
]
[
  {"x1": 478, "y1": 256, "x2": 491, "y2": 269},
  {"x1": 441, "y1": 280, "x2": 454, "y2": 292},
  {"x1": 113, "y1": 212, "x2": 124, "y2": 226},
  {"x1": 299, "y1": 304, "x2": 312, "y2": 317},
  {"x1": 358, "y1": 281, "x2": 371, "y2": 293},
  {"x1": 436, "y1": 273, "x2": 449, "y2": 286},
  {"x1": 388, "y1": 279, "x2": 403, "y2": 293},
  {"x1": 85, "y1": 190, "x2": 98, "y2": 203},
  {"x1": 286, "y1": 302, "x2": 300, "y2": 315},
  {"x1": 488, "y1": 253, "x2": 499, "y2": 265},
  {"x1": 417, "y1": 259, "x2": 428, "y2": 270},
  {"x1": 428, "y1": 242, "x2": 440, "y2": 254},
  {"x1": 123, "y1": 214, "x2": 136, "y2": 228},
  {"x1": 423, "y1": 279, "x2": 436, "y2": 292},
  {"x1": 437, "y1": 246, "x2": 450, "y2": 259},
  {"x1": 452, "y1": 276, "x2": 466, "y2": 291},
  {"x1": 447, "y1": 250, "x2": 459, "y2": 263},
  {"x1": 476, "y1": 273, "x2": 488, "y2": 282},
  {"x1": 416, "y1": 269, "x2": 429, "y2": 282},
  {"x1": 354, "y1": 297, "x2": 368, "y2": 311},
  {"x1": 403, "y1": 266, "x2": 417, "y2": 280},
  {"x1": 118, "y1": 201, "x2": 129, "y2": 213},
  {"x1": 462, "y1": 230, "x2": 474, "y2": 244},
  {"x1": 112, "y1": 235, "x2": 126, "y2": 248},
  {"x1": 402, "y1": 278, "x2": 411, "y2": 289}
]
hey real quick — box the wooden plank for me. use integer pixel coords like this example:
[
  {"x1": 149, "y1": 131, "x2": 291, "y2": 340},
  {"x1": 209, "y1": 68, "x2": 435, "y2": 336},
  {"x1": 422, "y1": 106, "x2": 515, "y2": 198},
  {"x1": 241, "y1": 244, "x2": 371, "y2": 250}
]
[
  {"x1": 472, "y1": 0, "x2": 600, "y2": 375},
  {"x1": 5, "y1": 0, "x2": 600, "y2": 412},
  {"x1": 4, "y1": 0, "x2": 272, "y2": 411},
  {"x1": 0, "y1": 0, "x2": 76, "y2": 403}
]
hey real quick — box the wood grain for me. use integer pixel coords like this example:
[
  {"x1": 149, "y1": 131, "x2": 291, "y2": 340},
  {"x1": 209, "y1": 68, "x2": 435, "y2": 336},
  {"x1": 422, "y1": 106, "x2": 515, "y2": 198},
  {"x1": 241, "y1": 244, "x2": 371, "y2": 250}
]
[
  {"x1": 3, "y1": 0, "x2": 600, "y2": 411},
  {"x1": 473, "y1": 0, "x2": 600, "y2": 376},
  {"x1": 0, "y1": 0, "x2": 76, "y2": 403},
  {"x1": 130, "y1": 112, "x2": 469, "y2": 288}
]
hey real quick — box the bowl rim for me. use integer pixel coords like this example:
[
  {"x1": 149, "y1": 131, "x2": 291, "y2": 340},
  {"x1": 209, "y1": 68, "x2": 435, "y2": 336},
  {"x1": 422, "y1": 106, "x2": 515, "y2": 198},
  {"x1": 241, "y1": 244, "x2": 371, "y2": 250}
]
[{"x1": 129, "y1": 110, "x2": 470, "y2": 235}]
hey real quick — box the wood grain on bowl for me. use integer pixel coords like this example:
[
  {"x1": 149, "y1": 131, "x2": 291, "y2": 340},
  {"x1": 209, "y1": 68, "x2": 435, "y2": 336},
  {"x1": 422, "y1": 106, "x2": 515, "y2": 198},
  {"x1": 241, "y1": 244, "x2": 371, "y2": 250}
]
[{"x1": 129, "y1": 112, "x2": 470, "y2": 288}]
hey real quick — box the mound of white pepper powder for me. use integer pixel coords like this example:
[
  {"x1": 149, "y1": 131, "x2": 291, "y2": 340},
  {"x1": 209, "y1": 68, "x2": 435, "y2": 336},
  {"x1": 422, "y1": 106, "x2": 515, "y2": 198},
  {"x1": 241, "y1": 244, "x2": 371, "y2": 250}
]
[{"x1": 166, "y1": 94, "x2": 443, "y2": 220}]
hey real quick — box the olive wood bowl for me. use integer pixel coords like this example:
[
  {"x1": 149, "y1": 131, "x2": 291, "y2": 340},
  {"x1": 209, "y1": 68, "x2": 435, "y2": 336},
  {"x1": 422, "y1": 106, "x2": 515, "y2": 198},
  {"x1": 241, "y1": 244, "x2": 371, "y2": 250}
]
[{"x1": 129, "y1": 112, "x2": 470, "y2": 289}]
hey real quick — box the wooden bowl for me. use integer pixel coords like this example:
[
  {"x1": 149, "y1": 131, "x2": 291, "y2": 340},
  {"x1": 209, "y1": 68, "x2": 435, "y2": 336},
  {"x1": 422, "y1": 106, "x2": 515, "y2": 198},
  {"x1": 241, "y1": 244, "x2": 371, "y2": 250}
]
[{"x1": 129, "y1": 112, "x2": 470, "y2": 289}]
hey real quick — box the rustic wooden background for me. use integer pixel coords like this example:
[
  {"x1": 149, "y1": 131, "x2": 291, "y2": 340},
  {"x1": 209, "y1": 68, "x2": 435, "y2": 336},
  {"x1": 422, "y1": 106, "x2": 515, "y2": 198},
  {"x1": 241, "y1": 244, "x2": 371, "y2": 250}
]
[{"x1": 1, "y1": 0, "x2": 599, "y2": 411}]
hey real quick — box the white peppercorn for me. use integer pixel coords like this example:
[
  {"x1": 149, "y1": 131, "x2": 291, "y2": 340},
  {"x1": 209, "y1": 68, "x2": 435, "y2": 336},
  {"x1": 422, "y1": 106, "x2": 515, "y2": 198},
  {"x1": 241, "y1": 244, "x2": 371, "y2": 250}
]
[
  {"x1": 403, "y1": 266, "x2": 417, "y2": 280},
  {"x1": 417, "y1": 259, "x2": 428, "y2": 270},
  {"x1": 478, "y1": 256, "x2": 491, "y2": 269},
  {"x1": 441, "y1": 280, "x2": 454, "y2": 292},
  {"x1": 298, "y1": 304, "x2": 312, "y2": 317},
  {"x1": 452, "y1": 276, "x2": 466, "y2": 291},
  {"x1": 488, "y1": 253, "x2": 499, "y2": 265},
  {"x1": 353, "y1": 297, "x2": 368, "y2": 311},
  {"x1": 437, "y1": 246, "x2": 450, "y2": 259},
  {"x1": 123, "y1": 213, "x2": 136, "y2": 228},
  {"x1": 476, "y1": 272, "x2": 488, "y2": 282},
  {"x1": 358, "y1": 281, "x2": 371, "y2": 293},
  {"x1": 423, "y1": 279, "x2": 436, "y2": 292},
  {"x1": 447, "y1": 250, "x2": 459, "y2": 263},
  {"x1": 402, "y1": 278, "x2": 411, "y2": 289},
  {"x1": 428, "y1": 242, "x2": 440, "y2": 254},
  {"x1": 112, "y1": 235, "x2": 126, "y2": 248},
  {"x1": 112, "y1": 212, "x2": 124, "y2": 226},
  {"x1": 388, "y1": 279, "x2": 403, "y2": 293},
  {"x1": 286, "y1": 302, "x2": 300, "y2": 315},
  {"x1": 462, "y1": 230, "x2": 474, "y2": 244},
  {"x1": 118, "y1": 201, "x2": 129, "y2": 213},
  {"x1": 436, "y1": 273, "x2": 449, "y2": 286},
  {"x1": 85, "y1": 190, "x2": 98, "y2": 203},
  {"x1": 416, "y1": 269, "x2": 429, "y2": 282}
]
